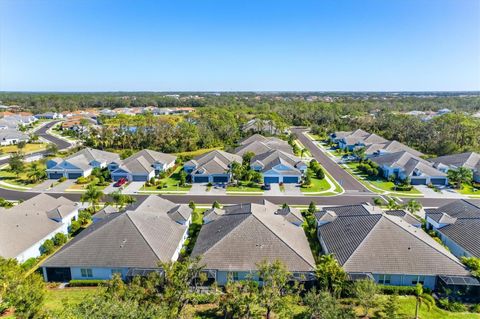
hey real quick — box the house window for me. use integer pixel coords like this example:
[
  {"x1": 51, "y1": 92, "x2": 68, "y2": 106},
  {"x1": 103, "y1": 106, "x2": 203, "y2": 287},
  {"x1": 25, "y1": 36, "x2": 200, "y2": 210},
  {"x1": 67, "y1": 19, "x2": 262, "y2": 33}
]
[
  {"x1": 412, "y1": 276, "x2": 425, "y2": 285},
  {"x1": 111, "y1": 268, "x2": 123, "y2": 276},
  {"x1": 228, "y1": 272, "x2": 239, "y2": 281},
  {"x1": 378, "y1": 274, "x2": 391, "y2": 284},
  {"x1": 80, "y1": 268, "x2": 93, "y2": 278}
]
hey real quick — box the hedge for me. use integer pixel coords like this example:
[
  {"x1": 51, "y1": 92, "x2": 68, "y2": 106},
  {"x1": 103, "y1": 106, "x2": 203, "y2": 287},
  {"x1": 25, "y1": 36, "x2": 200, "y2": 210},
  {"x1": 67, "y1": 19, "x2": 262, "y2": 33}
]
[
  {"x1": 69, "y1": 279, "x2": 106, "y2": 287},
  {"x1": 378, "y1": 285, "x2": 417, "y2": 295}
]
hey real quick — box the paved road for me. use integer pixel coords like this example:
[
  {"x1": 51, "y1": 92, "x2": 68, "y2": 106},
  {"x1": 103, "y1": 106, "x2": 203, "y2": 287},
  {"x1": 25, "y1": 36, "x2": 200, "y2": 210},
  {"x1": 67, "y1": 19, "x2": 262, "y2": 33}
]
[{"x1": 292, "y1": 127, "x2": 370, "y2": 193}]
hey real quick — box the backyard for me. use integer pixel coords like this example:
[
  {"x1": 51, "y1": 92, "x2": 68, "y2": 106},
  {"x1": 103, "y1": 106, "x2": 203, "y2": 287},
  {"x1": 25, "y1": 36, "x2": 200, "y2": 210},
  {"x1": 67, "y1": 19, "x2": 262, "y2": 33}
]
[{"x1": 0, "y1": 161, "x2": 47, "y2": 188}]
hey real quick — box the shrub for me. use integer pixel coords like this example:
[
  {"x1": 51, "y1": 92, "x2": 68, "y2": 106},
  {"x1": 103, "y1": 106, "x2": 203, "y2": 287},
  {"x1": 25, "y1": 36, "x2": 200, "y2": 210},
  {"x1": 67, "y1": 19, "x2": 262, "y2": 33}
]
[
  {"x1": 58, "y1": 176, "x2": 67, "y2": 182},
  {"x1": 21, "y1": 257, "x2": 38, "y2": 270},
  {"x1": 76, "y1": 176, "x2": 89, "y2": 184},
  {"x1": 40, "y1": 239, "x2": 55, "y2": 255},
  {"x1": 69, "y1": 220, "x2": 81, "y2": 234},
  {"x1": 189, "y1": 292, "x2": 218, "y2": 304},
  {"x1": 438, "y1": 298, "x2": 468, "y2": 312},
  {"x1": 394, "y1": 185, "x2": 413, "y2": 191},
  {"x1": 473, "y1": 304, "x2": 480, "y2": 313},
  {"x1": 69, "y1": 279, "x2": 105, "y2": 287},
  {"x1": 378, "y1": 285, "x2": 417, "y2": 295},
  {"x1": 53, "y1": 233, "x2": 67, "y2": 246},
  {"x1": 316, "y1": 168, "x2": 325, "y2": 180}
]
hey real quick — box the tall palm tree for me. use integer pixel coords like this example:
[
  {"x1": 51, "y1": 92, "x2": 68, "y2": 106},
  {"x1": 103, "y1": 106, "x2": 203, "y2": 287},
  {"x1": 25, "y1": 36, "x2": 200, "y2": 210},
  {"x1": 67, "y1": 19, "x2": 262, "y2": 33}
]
[
  {"x1": 447, "y1": 167, "x2": 473, "y2": 189},
  {"x1": 387, "y1": 198, "x2": 400, "y2": 210},
  {"x1": 414, "y1": 284, "x2": 434, "y2": 319},
  {"x1": 26, "y1": 162, "x2": 46, "y2": 183},
  {"x1": 404, "y1": 199, "x2": 422, "y2": 216},
  {"x1": 80, "y1": 184, "x2": 104, "y2": 212},
  {"x1": 300, "y1": 148, "x2": 307, "y2": 159}
]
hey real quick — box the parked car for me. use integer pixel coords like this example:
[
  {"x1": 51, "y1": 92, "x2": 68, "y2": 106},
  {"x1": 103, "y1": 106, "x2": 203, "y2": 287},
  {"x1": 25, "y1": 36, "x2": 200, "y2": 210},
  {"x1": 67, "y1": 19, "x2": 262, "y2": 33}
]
[
  {"x1": 261, "y1": 184, "x2": 271, "y2": 190},
  {"x1": 114, "y1": 178, "x2": 127, "y2": 187}
]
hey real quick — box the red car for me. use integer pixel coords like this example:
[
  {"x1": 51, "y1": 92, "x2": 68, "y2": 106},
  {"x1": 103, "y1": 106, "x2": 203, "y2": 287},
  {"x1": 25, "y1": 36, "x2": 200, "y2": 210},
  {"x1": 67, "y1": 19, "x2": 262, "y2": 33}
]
[{"x1": 114, "y1": 178, "x2": 127, "y2": 187}]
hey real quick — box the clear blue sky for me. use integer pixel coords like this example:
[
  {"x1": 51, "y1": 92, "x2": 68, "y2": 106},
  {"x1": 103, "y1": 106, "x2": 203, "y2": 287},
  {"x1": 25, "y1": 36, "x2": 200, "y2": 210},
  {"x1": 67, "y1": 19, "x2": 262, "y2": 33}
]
[{"x1": 0, "y1": 0, "x2": 479, "y2": 91}]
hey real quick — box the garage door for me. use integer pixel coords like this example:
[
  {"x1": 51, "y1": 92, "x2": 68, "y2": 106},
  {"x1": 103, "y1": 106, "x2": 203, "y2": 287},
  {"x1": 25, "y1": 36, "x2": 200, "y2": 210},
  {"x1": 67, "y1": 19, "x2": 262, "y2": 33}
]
[
  {"x1": 283, "y1": 176, "x2": 299, "y2": 184},
  {"x1": 411, "y1": 178, "x2": 427, "y2": 185},
  {"x1": 213, "y1": 176, "x2": 229, "y2": 183},
  {"x1": 112, "y1": 174, "x2": 128, "y2": 181},
  {"x1": 431, "y1": 178, "x2": 447, "y2": 185},
  {"x1": 194, "y1": 176, "x2": 209, "y2": 183},
  {"x1": 48, "y1": 173, "x2": 64, "y2": 179},
  {"x1": 132, "y1": 175, "x2": 148, "y2": 182},
  {"x1": 67, "y1": 173, "x2": 82, "y2": 179},
  {"x1": 46, "y1": 267, "x2": 71, "y2": 282},
  {"x1": 264, "y1": 176, "x2": 280, "y2": 184}
]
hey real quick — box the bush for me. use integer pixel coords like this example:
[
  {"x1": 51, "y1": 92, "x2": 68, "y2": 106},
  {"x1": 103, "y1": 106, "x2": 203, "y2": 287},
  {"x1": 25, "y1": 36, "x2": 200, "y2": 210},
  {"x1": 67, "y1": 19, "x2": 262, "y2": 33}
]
[
  {"x1": 378, "y1": 285, "x2": 417, "y2": 295},
  {"x1": 53, "y1": 233, "x2": 67, "y2": 246},
  {"x1": 58, "y1": 176, "x2": 67, "y2": 182},
  {"x1": 473, "y1": 304, "x2": 480, "y2": 313},
  {"x1": 438, "y1": 298, "x2": 468, "y2": 312},
  {"x1": 40, "y1": 239, "x2": 55, "y2": 255},
  {"x1": 69, "y1": 279, "x2": 105, "y2": 287},
  {"x1": 316, "y1": 168, "x2": 325, "y2": 180},
  {"x1": 69, "y1": 220, "x2": 81, "y2": 234},
  {"x1": 189, "y1": 292, "x2": 218, "y2": 304},
  {"x1": 21, "y1": 257, "x2": 38, "y2": 270},
  {"x1": 76, "y1": 176, "x2": 89, "y2": 184},
  {"x1": 394, "y1": 185, "x2": 413, "y2": 191}
]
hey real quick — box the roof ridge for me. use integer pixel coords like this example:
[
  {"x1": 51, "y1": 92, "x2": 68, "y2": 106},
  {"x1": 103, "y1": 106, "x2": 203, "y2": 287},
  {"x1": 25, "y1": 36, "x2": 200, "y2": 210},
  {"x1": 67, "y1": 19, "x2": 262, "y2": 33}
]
[
  {"x1": 251, "y1": 208, "x2": 315, "y2": 267},
  {"x1": 341, "y1": 214, "x2": 382, "y2": 265},
  {"x1": 126, "y1": 212, "x2": 162, "y2": 260},
  {"x1": 382, "y1": 215, "x2": 465, "y2": 267}
]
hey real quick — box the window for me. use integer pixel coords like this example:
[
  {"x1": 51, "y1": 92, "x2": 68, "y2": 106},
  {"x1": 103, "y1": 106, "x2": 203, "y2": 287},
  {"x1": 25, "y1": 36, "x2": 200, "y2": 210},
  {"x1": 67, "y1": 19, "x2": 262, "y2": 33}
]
[
  {"x1": 378, "y1": 274, "x2": 391, "y2": 284},
  {"x1": 228, "y1": 272, "x2": 239, "y2": 281},
  {"x1": 111, "y1": 268, "x2": 123, "y2": 276},
  {"x1": 80, "y1": 268, "x2": 93, "y2": 278},
  {"x1": 412, "y1": 276, "x2": 425, "y2": 285}
]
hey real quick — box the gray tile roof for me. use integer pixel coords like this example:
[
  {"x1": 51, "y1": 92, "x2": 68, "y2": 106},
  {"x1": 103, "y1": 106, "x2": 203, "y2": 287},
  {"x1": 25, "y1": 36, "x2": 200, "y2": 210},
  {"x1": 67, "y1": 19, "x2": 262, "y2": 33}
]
[
  {"x1": 385, "y1": 210, "x2": 422, "y2": 226},
  {"x1": 0, "y1": 194, "x2": 76, "y2": 259},
  {"x1": 429, "y1": 152, "x2": 480, "y2": 170},
  {"x1": 235, "y1": 139, "x2": 293, "y2": 156},
  {"x1": 50, "y1": 148, "x2": 120, "y2": 171},
  {"x1": 318, "y1": 207, "x2": 468, "y2": 276},
  {"x1": 365, "y1": 140, "x2": 424, "y2": 157},
  {"x1": 187, "y1": 150, "x2": 242, "y2": 175},
  {"x1": 425, "y1": 200, "x2": 480, "y2": 221},
  {"x1": 251, "y1": 150, "x2": 303, "y2": 174},
  {"x1": 123, "y1": 149, "x2": 176, "y2": 168},
  {"x1": 43, "y1": 196, "x2": 191, "y2": 268},
  {"x1": 371, "y1": 151, "x2": 446, "y2": 177},
  {"x1": 192, "y1": 201, "x2": 315, "y2": 272}
]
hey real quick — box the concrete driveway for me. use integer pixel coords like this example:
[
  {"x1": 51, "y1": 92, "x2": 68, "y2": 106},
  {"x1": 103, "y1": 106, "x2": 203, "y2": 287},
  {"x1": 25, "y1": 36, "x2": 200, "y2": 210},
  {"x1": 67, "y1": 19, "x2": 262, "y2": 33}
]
[
  {"x1": 102, "y1": 182, "x2": 118, "y2": 194},
  {"x1": 30, "y1": 179, "x2": 58, "y2": 192},
  {"x1": 283, "y1": 184, "x2": 303, "y2": 196},
  {"x1": 264, "y1": 184, "x2": 283, "y2": 196},
  {"x1": 415, "y1": 185, "x2": 465, "y2": 199},
  {"x1": 45, "y1": 179, "x2": 76, "y2": 193},
  {"x1": 122, "y1": 182, "x2": 145, "y2": 194}
]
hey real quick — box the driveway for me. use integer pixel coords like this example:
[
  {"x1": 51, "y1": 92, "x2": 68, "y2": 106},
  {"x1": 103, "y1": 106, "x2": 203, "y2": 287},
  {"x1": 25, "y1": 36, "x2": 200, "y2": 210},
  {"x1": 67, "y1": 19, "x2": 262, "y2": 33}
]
[
  {"x1": 189, "y1": 183, "x2": 209, "y2": 195},
  {"x1": 283, "y1": 184, "x2": 303, "y2": 196},
  {"x1": 122, "y1": 182, "x2": 145, "y2": 194},
  {"x1": 102, "y1": 182, "x2": 118, "y2": 194},
  {"x1": 415, "y1": 185, "x2": 465, "y2": 199},
  {"x1": 264, "y1": 184, "x2": 283, "y2": 196},
  {"x1": 45, "y1": 179, "x2": 76, "y2": 193},
  {"x1": 30, "y1": 179, "x2": 58, "y2": 192}
]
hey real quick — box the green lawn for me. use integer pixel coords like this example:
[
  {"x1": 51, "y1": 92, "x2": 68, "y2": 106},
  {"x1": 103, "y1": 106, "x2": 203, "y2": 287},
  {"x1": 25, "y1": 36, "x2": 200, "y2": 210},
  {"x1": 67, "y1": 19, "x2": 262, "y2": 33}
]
[
  {"x1": 458, "y1": 183, "x2": 480, "y2": 195},
  {"x1": 174, "y1": 147, "x2": 223, "y2": 158},
  {"x1": 141, "y1": 166, "x2": 191, "y2": 192},
  {"x1": 44, "y1": 287, "x2": 102, "y2": 312},
  {"x1": 226, "y1": 181, "x2": 263, "y2": 192},
  {"x1": 0, "y1": 161, "x2": 47, "y2": 188},
  {"x1": 346, "y1": 162, "x2": 422, "y2": 195},
  {"x1": 301, "y1": 177, "x2": 330, "y2": 193},
  {"x1": 0, "y1": 143, "x2": 47, "y2": 154}
]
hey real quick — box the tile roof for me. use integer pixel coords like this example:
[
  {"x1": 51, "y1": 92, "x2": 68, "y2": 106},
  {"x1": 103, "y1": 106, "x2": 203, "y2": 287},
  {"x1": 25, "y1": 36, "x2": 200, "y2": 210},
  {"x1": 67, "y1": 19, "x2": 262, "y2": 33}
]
[
  {"x1": 186, "y1": 150, "x2": 242, "y2": 175},
  {"x1": 429, "y1": 152, "x2": 480, "y2": 170},
  {"x1": 192, "y1": 201, "x2": 315, "y2": 272},
  {"x1": 371, "y1": 151, "x2": 446, "y2": 177},
  {"x1": 43, "y1": 196, "x2": 191, "y2": 268}
]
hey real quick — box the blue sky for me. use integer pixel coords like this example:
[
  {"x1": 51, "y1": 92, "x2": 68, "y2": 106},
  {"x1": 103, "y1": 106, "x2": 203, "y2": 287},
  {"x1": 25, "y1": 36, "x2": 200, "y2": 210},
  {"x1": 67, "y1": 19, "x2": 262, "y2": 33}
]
[{"x1": 0, "y1": 0, "x2": 479, "y2": 91}]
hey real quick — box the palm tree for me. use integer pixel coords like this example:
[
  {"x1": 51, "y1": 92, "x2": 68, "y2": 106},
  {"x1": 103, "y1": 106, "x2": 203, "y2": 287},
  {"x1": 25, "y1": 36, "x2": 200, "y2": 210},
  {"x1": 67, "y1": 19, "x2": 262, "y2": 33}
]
[
  {"x1": 26, "y1": 162, "x2": 46, "y2": 183},
  {"x1": 80, "y1": 184, "x2": 104, "y2": 212},
  {"x1": 300, "y1": 148, "x2": 307, "y2": 159},
  {"x1": 404, "y1": 199, "x2": 422, "y2": 216},
  {"x1": 387, "y1": 198, "x2": 400, "y2": 210},
  {"x1": 447, "y1": 167, "x2": 473, "y2": 189},
  {"x1": 414, "y1": 284, "x2": 434, "y2": 319}
]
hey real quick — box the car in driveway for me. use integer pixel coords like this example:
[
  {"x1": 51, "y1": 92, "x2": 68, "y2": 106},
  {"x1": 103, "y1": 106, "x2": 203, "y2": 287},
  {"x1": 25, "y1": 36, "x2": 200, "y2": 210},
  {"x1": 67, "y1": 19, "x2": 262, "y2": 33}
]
[
  {"x1": 261, "y1": 184, "x2": 271, "y2": 190},
  {"x1": 114, "y1": 177, "x2": 127, "y2": 187}
]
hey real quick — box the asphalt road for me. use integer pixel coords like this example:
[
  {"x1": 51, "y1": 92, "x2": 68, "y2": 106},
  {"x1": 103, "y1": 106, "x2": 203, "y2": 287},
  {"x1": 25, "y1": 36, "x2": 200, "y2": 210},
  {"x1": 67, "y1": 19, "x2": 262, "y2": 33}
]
[
  {"x1": 292, "y1": 127, "x2": 370, "y2": 193},
  {"x1": 0, "y1": 121, "x2": 72, "y2": 166}
]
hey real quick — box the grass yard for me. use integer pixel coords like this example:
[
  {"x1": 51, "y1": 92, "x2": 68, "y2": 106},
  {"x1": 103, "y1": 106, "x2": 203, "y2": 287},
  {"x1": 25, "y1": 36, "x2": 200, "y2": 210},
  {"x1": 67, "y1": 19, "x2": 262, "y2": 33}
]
[
  {"x1": 346, "y1": 162, "x2": 422, "y2": 195},
  {"x1": 0, "y1": 143, "x2": 46, "y2": 154},
  {"x1": 0, "y1": 161, "x2": 47, "y2": 188},
  {"x1": 226, "y1": 181, "x2": 263, "y2": 192},
  {"x1": 301, "y1": 176, "x2": 330, "y2": 193},
  {"x1": 141, "y1": 166, "x2": 191, "y2": 192},
  {"x1": 458, "y1": 183, "x2": 480, "y2": 195},
  {"x1": 174, "y1": 147, "x2": 223, "y2": 158},
  {"x1": 65, "y1": 183, "x2": 108, "y2": 192},
  {"x1": 43, "y1": 287, "x2": 102, "y2": 313}
]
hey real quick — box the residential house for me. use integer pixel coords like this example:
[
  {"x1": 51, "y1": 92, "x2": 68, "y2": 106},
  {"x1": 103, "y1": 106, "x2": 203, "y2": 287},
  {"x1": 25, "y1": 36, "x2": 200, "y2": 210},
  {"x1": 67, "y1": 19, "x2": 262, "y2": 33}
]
[
  {"x1": 336, "y1": 130, "x2": 388, "y2": 151},
  {"x1": 35, "y1": 112, "x2": 63, "y2": 119},
  {"x1": 250, "y1": 150, "x2": 307, "y2": 184},
  {"x1": 0, "y1": 129, "x2": 29, "y2": 146},
  {"x1": 0, "y1": 194, "x2": 79, "y2": 263},
  {"x1": 150, "y1": 107, "x2": 173, "y2": 116},
  {"x1": 184, "y1": 150, "x2": 242, "y2": 183},
  {"x1": 242, "y1": 119, "x2": 283, "y2": 135},
  {"x1": 425, "y1": 200, "x2": 480, "y2": 258},
  {"x1": 41, "y1": 196, "x2": 192, "y2": 282},
  {"x1": 364, "y1": 140, "x2": 424, "y2": 157},
  {"x1": 429, "y1": 152, "x2": 480, "y2": 183},
  {"x1": 191, "y1": 200, "x2": 315, "y2": 285},
  {"x1": 234, "y1": 134, "x2": 293, "y2": 156},
  {"x1": 111, "y1": 149, "x2": 177, "y2": 182},
  {"x1": 371, "y1": 151, "x2": 448, "y2": 185},
  {"x1": 46, "y1": 148, "x2": 120, "y2": 179},
  {"x1": 315, "y1": 204, "x2": 470, "y2": 290}
]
